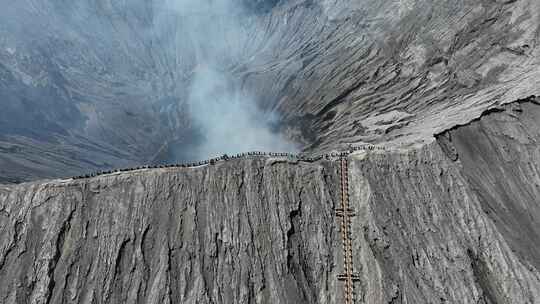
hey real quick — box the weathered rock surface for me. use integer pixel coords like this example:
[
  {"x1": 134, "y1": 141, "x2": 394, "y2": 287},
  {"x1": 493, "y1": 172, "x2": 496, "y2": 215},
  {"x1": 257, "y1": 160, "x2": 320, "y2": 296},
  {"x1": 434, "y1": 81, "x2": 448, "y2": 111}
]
[
  {"x1": 1, "y1": 100, "x2": 539, "y2": 303},
  {"x1": 0, "y1": 158, "x2": 342, "y2": 303},
  {"x1": 443, "y1": 99, "x2": 540, "y2": 272}
]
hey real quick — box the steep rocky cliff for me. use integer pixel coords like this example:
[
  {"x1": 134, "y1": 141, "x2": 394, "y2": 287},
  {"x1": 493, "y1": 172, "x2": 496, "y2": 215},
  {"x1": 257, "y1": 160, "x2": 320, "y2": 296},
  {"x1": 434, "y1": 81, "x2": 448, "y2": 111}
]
[
  {"x1": 0, "y1": 156, "x2": 342, "y2": 303},
  {"x1": 1, "y1": 100, "x2": 539, "y2": 303},
  {"x1": 353, "y1": 99, "x2": 540, "y2": 303}
]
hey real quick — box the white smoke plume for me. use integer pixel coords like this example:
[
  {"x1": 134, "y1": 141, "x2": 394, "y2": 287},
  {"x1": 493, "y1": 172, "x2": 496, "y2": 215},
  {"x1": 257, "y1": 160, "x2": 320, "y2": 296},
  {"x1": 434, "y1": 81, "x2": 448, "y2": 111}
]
[
  {"x1": 187, "y1": 65, "x2": 298, "y2": 158},
  {"x1": 161, "y1": 0, "x2": 298, "y2": 160}
]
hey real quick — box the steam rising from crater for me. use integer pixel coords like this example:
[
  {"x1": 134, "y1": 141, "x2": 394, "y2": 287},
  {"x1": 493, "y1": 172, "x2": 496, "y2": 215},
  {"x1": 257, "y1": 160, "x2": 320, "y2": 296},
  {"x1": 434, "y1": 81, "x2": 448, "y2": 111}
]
[
  {"x1": 162, "y1": 0, "x2": 298, "y2": 160},
  {"x1": 187, "y1": 66, "x2": 297, "y2": 158}
]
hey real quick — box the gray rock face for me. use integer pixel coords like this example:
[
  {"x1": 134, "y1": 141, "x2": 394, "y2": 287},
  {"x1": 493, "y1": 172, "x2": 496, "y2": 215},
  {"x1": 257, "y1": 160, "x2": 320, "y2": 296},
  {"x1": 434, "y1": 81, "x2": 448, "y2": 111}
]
[
  {"x1": 0, "y1": 158, "x2": 342, "y2": 303},
  {"x1": 1, "y1": 100, "x2": 539, "y2": 303},
  {"x1": 442, "y1": 99, "x2": 540, "y2": 271},
  {"x1": 353, "y1": 99, "x2": 540, "y2": 302}
]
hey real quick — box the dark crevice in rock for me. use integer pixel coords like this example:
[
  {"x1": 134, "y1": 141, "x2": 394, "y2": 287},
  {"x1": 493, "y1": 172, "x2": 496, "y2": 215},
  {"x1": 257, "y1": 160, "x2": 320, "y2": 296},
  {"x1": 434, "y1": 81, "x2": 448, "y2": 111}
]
[
  {"x1": 47, "y1": 208, "x2": 75, "y2": 304},
  {"x1": 0, "y1": 220, "x2": 24, "y2": 272},
  {"x1": 286, "y1": 208, "x2": 300, "y2": 270},
  {"x1": 388, "y1": 288, "x2": 401, "y2": 304},
  {"x1": 141, "y1": 225, "x2": 152, "y2": 268},
  {"x1": 111, "y1": 237, "x2": 132, "y2": 302},
  {"x1": 285, "y1": 195, "x2": 317, "y2": 303},
  {"x1": 436, "y1": 132, "x2": 459, "y2": 161}
]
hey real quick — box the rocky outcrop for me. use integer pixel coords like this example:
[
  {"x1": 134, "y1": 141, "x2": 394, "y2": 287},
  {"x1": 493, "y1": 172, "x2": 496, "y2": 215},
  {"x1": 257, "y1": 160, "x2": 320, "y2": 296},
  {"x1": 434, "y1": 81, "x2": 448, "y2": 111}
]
[
  {"x1": 1, "y1": 100, "x2": 539, "y2": 303},
  {"x1": 0, "y1": 157, "x2": 342, "y2": 303},
  {"x1": 352, "y1": 143, "x2": 540, "y2": 303},
  {"x1": 439, "y1": 98, "x2": 540, "y2": 272}
]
